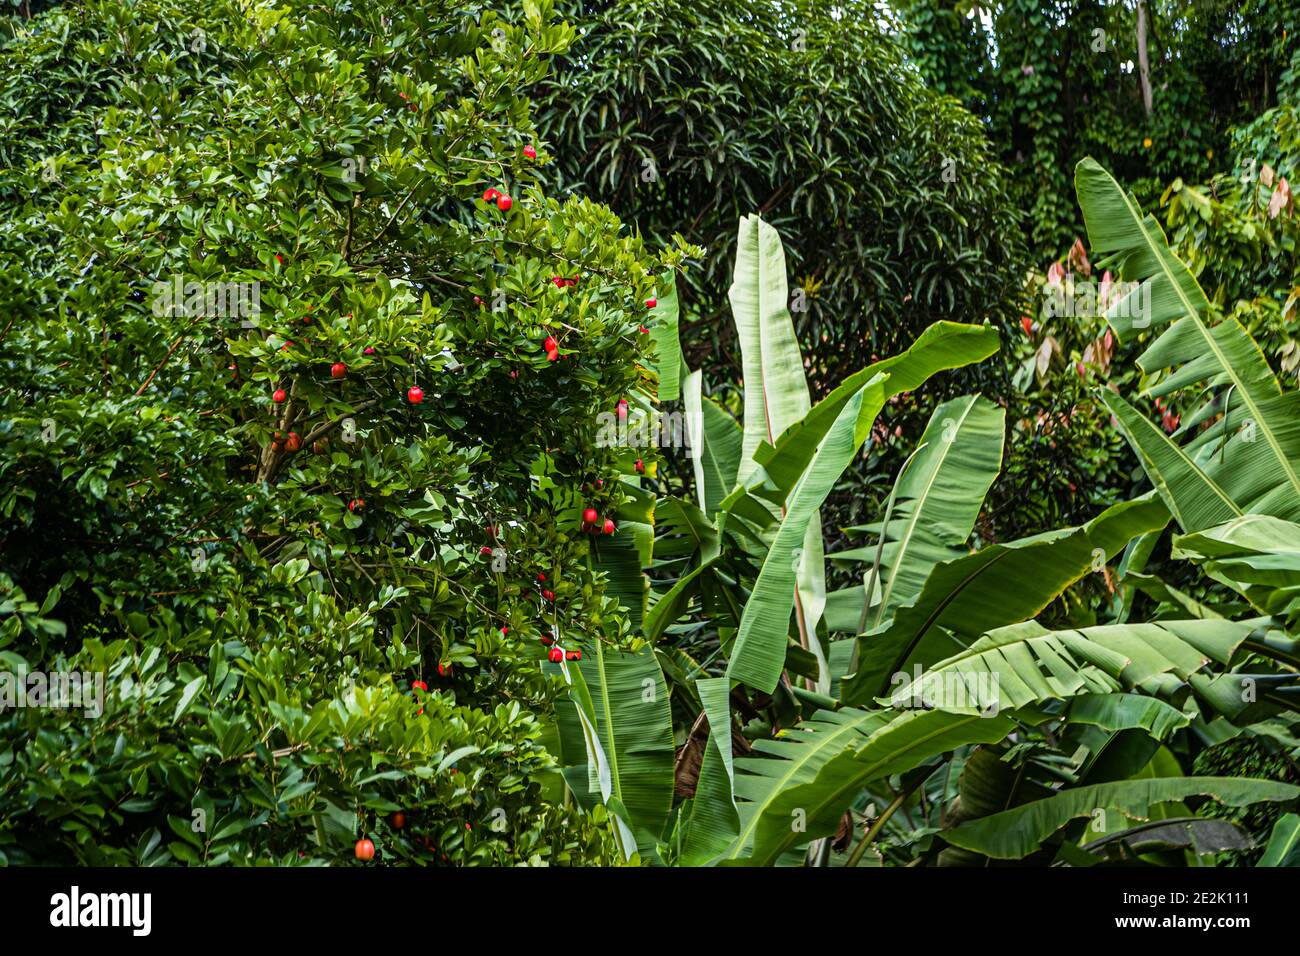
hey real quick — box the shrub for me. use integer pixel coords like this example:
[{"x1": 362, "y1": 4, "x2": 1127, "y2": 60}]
[{"x1": 0, "y1": 0, "x2": 691, "y2": 865}]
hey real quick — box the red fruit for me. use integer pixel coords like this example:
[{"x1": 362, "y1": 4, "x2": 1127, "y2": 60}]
[
  {"x1": 281, "y1": 341, "x2": 293, "y2": 351},
  {"x1": 616, "y1": 399, "x2": 628, "y2": 420},
  {"x1": 639, "y1": 326, "x2": 649, "y2": 334},
  {"x1": 275, "y1": 254, "x2": 284, "y2": 265},
  {"x1": 411, "y1": 680, "x2": 428, "y2": 692},
  {"x1": 349, "y1": 498, "x2": 364, "y2": 512},
  {"x1": 473, "y1": 296, "x2": 483, "y2": 306},
  {"x1": 552, "y1": 277, "x2": 565, "y2": 288},
  {"x1": 541, "y1": 634, "x2": 554, "y2": 646},
  {"x1": 1075, "y1": 361, "x2": 1085, "y2": 378},
  {"x1": 602, "y1": 518, "x2": 616, "y2": 535},
  {"x1": 479, "y1": 545, "x2": 493, "y2": 556},
  {"x1": 363, "y1": 346, "x2": 376, "y2": 355},
  {"x1": 542, "y1": 589, "x2": 555, "y2": 601},
  {"x1": 354, "y1": 838, "x2": 375, "y2": 862},
  {"x1": 583, "y1": 507, "x2": 599, "y2": 524},
  {"x1": 546, "y1": 349, "x2": 559, "y2": 362},
  {"x1": 594, "y1": 478, "x2": 604, "y2": 489},
  {"x1": 565, "y1": 651, "x2": 582, "y2": 661},
  {"x1": 500, "y1": 626, "x2": 508, "y2": 635},
  {"x1": 496, "y1": 194, "x2": 512, "y2": 211},
  {"x1": 543, "y1": 335, "x2": 558, "y2": 352},
  {"x1": 645, "y1": 297, "x2": 656, "y2": 308},
  {"x1": 302, "y1": 315, "x2": 312, "y2": 325},
  {"x1": 331, "y1": 362, "x2": 347, "y2": 379},
  {"x1": 437, "y1": 662, "x2": 451, "y2": 677},
  {"x1": 523, "y1": 144, "x2": 537, "y2": 159},
  {"x1": 482, "y1": 187, "x2": 498, "y2": 202},
  {"x1": 537, "y1": 572, "x2": 546, "y2": 582},
  {"x1": 407, "y1": 385, "x2": 424, "y2": 404},
  {"x1": 272, "y1": 388, "x2": 287, "y2": 403},
  {"x1": 284, "y1": 432, "x2": 302, "y2": 452},
  {"x1": 390, "y1": 812, "x2": 406, "y2": 830},
  {"x1": 1021, "y1": 316, "x2": 1033, "y2": 335},
  {"x1": 634, "y1": 459, "x2": 645, "y2": 474},
  {"x1": 548, "y1": 647, "x2": 564, "y2": 663}
]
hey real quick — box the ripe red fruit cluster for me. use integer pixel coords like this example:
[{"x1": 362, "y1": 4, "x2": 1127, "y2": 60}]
[
  {"x1": 523, "y1": 144, "x2": 537, "y2": 159},
  {"x1": 546, "y1": 646, "x2": 582, "y2": 663},
  {"x1": 284, "y1": 432, "x2": 302, "y2": 453},
  {"x1": 645, "y1": 297, "x2": 657, "y2": 308},
  {"x1": 390, "y1": 812, "x2": 406, "y2": 830},
  {"x1": 354, "y1": 838, "x2": 375, "y2": 861},
  {"x1": 348, "y1": 498, "x2": 364, "y2": 512},
  {"x1": 272, "y1": 388, "x2": 286, "y2": 403},
  {"x1": 551, "y1": 276, "x2": 578, "y2": 288},
  {"x1": 331, "y1": 362, "x2": 347, "y2": 379},
  {"x1": 479, "y1": 545, "x2": 493, "y2": 556},
  {"x1": 634, "y1": 459, "x2": 645, "y2": 474},
  {"x1": 483, "y1": 187, "x2": 511, "y2": 210},
  {"x1": 541, "y1": 588, "x2": 555, "y2": 602},
  {"x1": 407, "y1": 385, "x2": 424, "y2": 404},
  {"x1": 437, "y1": 662, "x2": 451, "y2": 677},
  {"x1": 411, "y1": 680, "x2": 428, "y2": 692}
]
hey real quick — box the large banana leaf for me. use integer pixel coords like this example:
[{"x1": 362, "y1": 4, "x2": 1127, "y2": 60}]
[
  {"x1": 730, "y1": 214, "x2": 812, "y2": 484},
  {"x1": 1173, "y1": 515, "x2": 1300, "y2": 619},
  {"x1": 678, "y1": 677, "x2": 741, "y2": 865},
  {"x1": 1076, "y1": 157, "x2": 1300, "y2": 529},
  {"x1": 727, "y1": 375, "x2": 887, "y2": 692},
  {"x1": 832, "y1": 394, "x2": 1005, "y2": 628},
  {"x1": 945, "y1": 775, "x2": 1300, "y2": 859},
  {"x1": 682, "y1": 369, "x2": 743, "y2": 516},
  {"x1": 728, "y1": 215, "x2": 828, "y2": 687},
  {"x1": 884, "y1": 617, "x2": 1275, "y2": 716},
  {"x1": 838, "y1": 494, "x2": 1171, "y2": 706},
  {"x1": 554, "y1": 643, "x2": 676, "y2": 859},
  {"x1": 720, "y1": 708, "x2": 1014, "y2": 866},
  {"x1": 753, "y1": 322, "x2": 1001, "y2": 496}
]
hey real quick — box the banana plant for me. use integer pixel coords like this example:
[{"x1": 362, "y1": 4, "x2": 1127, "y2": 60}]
[{"x1": 560, "y1": 200, "x2": 1300, "y2": 866}]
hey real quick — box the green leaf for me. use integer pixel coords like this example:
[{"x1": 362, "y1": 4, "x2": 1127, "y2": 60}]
[
  {"x1": 558, "y1": 643, "x2": 675, "y2": 857},
  {"x1": 726, "y1": 375, "x2": 887, "y2": 692},
  {"x1": 1259, "y1": 813, "x2": 1300, "y2": 866},
  {"x1": 649, "y1": 270, "x2": 682, "y2": 402},
  {"x1": 1076, "y1": 157, "x2": 1300, "y2": 530},
  {"x1": 680, "y1": 677, "x2": 741, "y2": 864},
  {"x1": 840, "y1": 494, "x2": 1171, "y2": 706},
  {"x1": 946, "y1": 776, "x2": 1300, "y2": 859},
  {"x1": 723, "y1": 708, "x2": 1013, "y2": 865}
]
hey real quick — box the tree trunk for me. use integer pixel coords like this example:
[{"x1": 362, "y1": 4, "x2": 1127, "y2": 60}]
[{"x1": 1136, "y1": 0, "x2": 1153, "y2": 118}]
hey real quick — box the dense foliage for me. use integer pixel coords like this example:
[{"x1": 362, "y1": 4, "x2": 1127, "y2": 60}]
[
  {"x1": 535, "y1": 0, "x2": 1027, "y2": 397},
  {"x1": 2, "y1": 0, "x2": 1299, "y2": 871},
  {"x1": 0, "y1": 0, "x2": 691, "y2": 865},
  {"x1": 895, "y1": 0, "x2": 1299, "y2": 257}
]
